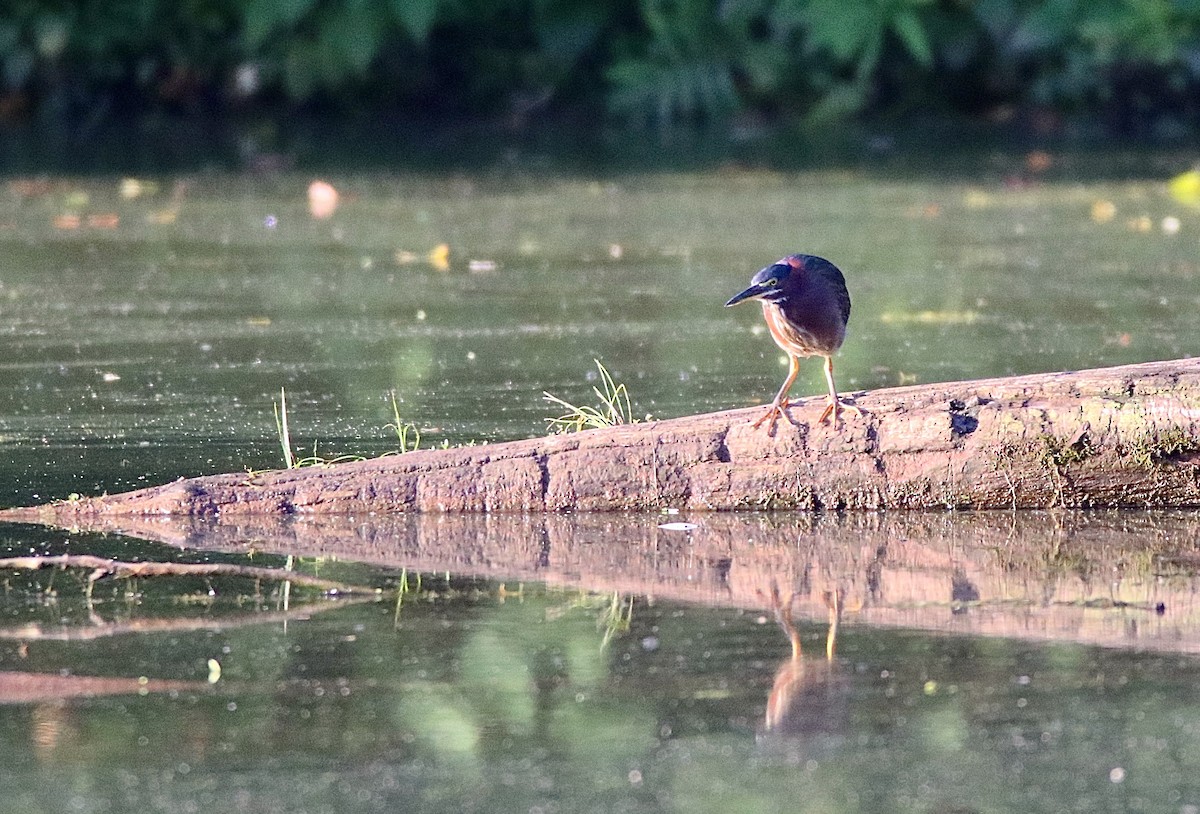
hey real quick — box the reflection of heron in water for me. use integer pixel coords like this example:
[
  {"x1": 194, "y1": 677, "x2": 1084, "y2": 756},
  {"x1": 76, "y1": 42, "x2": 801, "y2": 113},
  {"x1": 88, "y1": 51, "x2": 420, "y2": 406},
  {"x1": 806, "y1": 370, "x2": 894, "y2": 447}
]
[{"x1": 761, "y1": 583, "x2": 849, "y2": 741}]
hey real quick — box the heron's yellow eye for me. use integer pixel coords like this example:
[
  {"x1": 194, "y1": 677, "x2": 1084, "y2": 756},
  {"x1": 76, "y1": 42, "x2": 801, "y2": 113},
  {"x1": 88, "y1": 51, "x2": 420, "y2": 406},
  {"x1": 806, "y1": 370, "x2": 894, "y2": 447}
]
[{"x1": 765, "y1": 277, "x2": 778, "y2": 286}]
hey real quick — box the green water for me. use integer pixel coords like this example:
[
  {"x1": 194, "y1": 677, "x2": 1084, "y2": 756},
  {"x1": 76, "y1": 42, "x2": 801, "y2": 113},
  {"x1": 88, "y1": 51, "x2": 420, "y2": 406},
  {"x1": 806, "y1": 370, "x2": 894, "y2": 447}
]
[
  {"x1": 2, "y1": 519, "x2": 1200, "y2": 814},
  {"x1": 1, "y1": 163, "x2": 1197, "y2": 504},
  {"x1": 1, "y1": 157, "x2": 1200, "y2": 811}
]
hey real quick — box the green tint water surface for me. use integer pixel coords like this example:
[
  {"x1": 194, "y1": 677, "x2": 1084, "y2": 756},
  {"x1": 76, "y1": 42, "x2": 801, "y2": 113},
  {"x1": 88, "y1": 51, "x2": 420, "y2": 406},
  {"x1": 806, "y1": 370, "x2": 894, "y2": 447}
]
[
  {"x1": 2, "y1": 523, "x2": 1199, "y2": 814},
  {"x1": 0, "y1": 162, "x2": 1197, "y2": 504},
  {"x1": 2, "y1": 159, "x2": 1199, "y2": 812}
]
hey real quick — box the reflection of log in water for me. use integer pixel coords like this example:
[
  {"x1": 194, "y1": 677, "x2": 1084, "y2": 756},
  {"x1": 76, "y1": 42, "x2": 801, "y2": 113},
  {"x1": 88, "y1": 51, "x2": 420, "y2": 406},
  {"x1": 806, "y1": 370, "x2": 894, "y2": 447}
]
[
  {"x1": 0, "y1": 596, "x2": 375, "y2": 642},
  {"x1": 7, "y1": 510, "x2": 1200, "y2": 652},
  {"x1": 0, "y1": 554, "x2": 375, "y2": 594},
  {"x1": 0, "y1": 671, "x2": 212, "y2": 704},
  {"x1": 762, "y1": 585, "x2": 848, "y2": 741}
]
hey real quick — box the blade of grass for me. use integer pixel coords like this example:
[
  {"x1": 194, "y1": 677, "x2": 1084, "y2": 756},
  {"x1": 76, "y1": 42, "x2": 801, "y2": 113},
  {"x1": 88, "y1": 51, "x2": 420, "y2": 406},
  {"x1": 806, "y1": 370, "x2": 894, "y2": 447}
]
[
  {"x1": 274, "y1": 387, "x2": 296, "y2": 469},
  {"x1": 544, "y1": 359, "x2": 644, "y2": 433}
]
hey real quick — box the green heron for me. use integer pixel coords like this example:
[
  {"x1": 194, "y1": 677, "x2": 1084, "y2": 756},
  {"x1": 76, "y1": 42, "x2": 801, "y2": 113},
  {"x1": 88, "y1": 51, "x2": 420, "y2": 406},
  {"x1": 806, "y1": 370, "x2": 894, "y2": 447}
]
[{"x1": 725, "y1": 253, "x2": 860, "y2": 432}]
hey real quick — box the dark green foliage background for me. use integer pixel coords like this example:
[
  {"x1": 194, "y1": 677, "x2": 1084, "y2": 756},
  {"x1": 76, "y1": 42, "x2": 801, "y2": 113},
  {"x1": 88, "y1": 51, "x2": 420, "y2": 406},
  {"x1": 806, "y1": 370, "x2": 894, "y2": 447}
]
[{"x1": 3, "y1": 0, "x2": 1200, "y2": 131}]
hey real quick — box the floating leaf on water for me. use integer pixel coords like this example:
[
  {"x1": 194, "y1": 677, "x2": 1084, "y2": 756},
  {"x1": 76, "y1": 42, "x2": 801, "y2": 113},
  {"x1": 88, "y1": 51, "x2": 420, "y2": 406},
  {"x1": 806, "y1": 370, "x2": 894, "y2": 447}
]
[
  {"x1": 120, "y1": 178, "x2": 159, "y2": 199},
  {"x1": 1126, "y1": 215, "x2": 1152, "y2": 233},
  {"x1": 1168, "y1": 169, "x2": 1200, "y2": 207},
  {"x1": 307, "y1": 180, "x2": 339, "y2": 219},
  {"x1": 428, "y1": 243, "x2": 450, "y2": 271},
  {"x1": 87, "y1": 213, "x2": 119, "y2": 229},
  {"x1": 1090, "y1": 200, "x2": 1116, "y2": 223},
  {"x1": 657, "y1": 522, "x2": 698, "y2": 531},
  {"x1": 964, "y1": 189, "x2": 992, "y2": 209}
]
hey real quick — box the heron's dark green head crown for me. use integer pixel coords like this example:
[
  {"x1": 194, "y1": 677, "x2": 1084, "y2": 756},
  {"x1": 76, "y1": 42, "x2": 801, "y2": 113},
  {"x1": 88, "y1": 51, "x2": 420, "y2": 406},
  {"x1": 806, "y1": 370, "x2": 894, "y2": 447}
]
[{"x1": 724, "y1": 256, "x2": 802, "y2": 307}]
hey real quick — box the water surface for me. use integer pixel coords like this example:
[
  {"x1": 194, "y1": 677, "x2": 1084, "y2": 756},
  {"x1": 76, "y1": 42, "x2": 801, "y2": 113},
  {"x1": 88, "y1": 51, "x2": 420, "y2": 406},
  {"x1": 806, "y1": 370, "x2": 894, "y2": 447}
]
[
  {"x1": 3, "y1": 512, "x2": 1200, "y2": 813},
  {"x1": 2, "y1": 157, "x2": 1199, "y2": 812},
  {"x1": 1, "y1": 162, "x2": 1197, "y2": 504}
]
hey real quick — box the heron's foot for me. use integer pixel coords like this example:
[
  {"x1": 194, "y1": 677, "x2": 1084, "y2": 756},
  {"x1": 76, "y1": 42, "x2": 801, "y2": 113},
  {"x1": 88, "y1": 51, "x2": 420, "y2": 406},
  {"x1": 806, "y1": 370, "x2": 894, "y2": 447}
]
[
  {"x1": 817, "y1": 396, "x2": 864, "y2": 426},
  {"x1": 751, "y1": 397, "x2": 791, "y2": 432}
]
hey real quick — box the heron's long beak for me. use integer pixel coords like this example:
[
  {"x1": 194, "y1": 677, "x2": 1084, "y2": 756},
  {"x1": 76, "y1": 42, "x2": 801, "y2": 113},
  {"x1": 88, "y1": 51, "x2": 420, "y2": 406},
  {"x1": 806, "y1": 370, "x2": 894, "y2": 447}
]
[{"x1": 724, "y1": 283, "x2": 770, "y2": 307}]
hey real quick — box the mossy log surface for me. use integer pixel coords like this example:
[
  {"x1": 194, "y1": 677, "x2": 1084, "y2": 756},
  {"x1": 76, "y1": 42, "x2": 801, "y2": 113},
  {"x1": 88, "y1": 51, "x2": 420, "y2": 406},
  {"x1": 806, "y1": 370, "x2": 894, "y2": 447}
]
[{"x1": 4, "y1": 358, "x2": 1200, "y2": 520}]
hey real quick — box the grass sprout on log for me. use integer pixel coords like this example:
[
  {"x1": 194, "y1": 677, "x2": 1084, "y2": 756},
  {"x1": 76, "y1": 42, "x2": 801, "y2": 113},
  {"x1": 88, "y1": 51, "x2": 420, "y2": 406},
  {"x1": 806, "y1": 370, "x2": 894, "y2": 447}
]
[
  {"x1": 274, "y1": 387, "x2": 428, "y2": 470},
  {"x1": 544, "y1": 359, "x2": 643, "y2": 433},
  {"x1": 386, "y1": 391, "x2": 422, "y2": 453},
  {"x1": 275, "y1": 388, "x2": 365, "y2": 469},
  {"x1": 274, "y1": 387, "x2": 296, "y2": 468}
]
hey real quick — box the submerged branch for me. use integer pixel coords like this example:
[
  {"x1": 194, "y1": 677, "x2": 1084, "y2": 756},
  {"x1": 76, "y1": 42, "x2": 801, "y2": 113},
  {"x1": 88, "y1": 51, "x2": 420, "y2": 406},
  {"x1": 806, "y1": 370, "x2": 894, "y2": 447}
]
[
  {"x1": 0, "y1": 596, "x2": 378, "y2": 642},
  {"x1": 0, "y1": 554, "x2": 376, "y2": 594}
]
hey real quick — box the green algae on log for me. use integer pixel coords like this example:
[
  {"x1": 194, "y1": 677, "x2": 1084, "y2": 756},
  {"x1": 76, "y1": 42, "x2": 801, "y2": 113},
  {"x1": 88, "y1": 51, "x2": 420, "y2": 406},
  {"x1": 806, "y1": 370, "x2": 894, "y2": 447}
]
[{"x1": 3, "y1": 358, "x2": 1200, "y2": 518}]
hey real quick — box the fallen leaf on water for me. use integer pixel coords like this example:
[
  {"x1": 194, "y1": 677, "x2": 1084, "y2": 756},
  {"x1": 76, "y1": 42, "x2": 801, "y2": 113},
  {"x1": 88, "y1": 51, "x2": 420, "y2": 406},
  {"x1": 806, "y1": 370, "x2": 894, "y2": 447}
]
[
  {"x1": 307, "y1": 180, "x2": 339, "y2": 219},
  {"x1": 86, "y1": 213, "x2": 119, "y2": 229},
  {"x1": 146, "y1": 208, "x2": 179, "y2": 225},
  {"x1": 1127, "y1": 215, "x2": 1153, "y2": 233},
  {"x1": 120, "y1": 178, "x2": 159, "y2": 200},
  {"x1": 1168, "y1": 169, "x2": 1200, "y2": 207},
  {"x1": 964, "y1": 189, "x2": 992, "y2": 209},
  {"x1": 428, "y1": 243, "x2": 450, "y2": 271},
  {"x1": 1090, "y1": 200, "x2": 1116, "y2": 223}
]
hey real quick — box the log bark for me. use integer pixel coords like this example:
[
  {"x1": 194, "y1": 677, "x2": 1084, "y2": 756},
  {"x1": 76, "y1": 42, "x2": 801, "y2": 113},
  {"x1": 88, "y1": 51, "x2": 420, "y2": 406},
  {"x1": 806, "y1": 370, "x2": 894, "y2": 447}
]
[{"x1": 3, "y1": 358, "x2": 1200, "y2": 519}]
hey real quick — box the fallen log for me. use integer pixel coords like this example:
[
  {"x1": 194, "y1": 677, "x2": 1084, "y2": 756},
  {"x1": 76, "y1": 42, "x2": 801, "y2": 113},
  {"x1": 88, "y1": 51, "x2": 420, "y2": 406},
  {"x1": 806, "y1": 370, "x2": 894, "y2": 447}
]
[{"x1": 3, "y1": 358, "x2": 1199, "y2": 518}]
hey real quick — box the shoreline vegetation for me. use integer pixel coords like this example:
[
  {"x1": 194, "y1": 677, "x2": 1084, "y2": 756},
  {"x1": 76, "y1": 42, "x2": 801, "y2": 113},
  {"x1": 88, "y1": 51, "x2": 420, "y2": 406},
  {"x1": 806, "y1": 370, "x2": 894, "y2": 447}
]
[{"x1": 5, "y1": 1, "x2": 1200, "y2": 146}]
